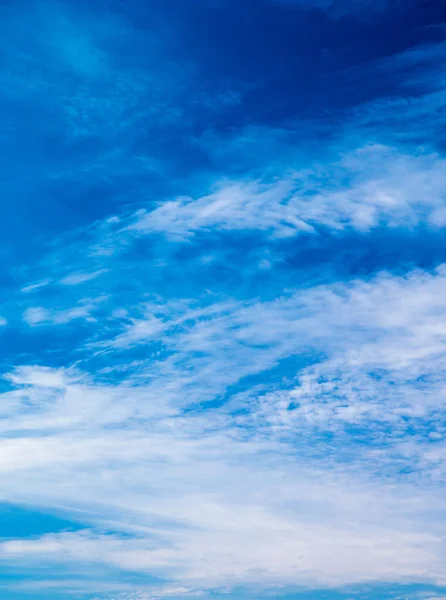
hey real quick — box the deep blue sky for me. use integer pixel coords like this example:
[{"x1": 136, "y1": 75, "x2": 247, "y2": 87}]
[{"x1": 1, "y1": 1, "x2": 446, "y2": 599}]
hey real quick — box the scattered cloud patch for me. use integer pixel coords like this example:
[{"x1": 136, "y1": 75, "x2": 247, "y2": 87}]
[
  {"x1": 21, "y1": 279, "x2": 51, "y2": 293},
  {"x1": 60, "y1": 270, "x2": 107, "y2": 286},
  {"x1": 22, "y1": 299, "x2": 105, "y2": 327}
]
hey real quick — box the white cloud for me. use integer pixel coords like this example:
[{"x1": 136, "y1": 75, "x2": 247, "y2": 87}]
[
  {"x1": 97, "y1": 266, "x2": 446, "y2": 412},
  {"x1": 23, "y1": 298, "x2": 105, "y2": 327},
  {"x1": 20, "y1": 279, "x2": 51, "y2": 293},
  {"x1": 0, "y1": 416, "x2": 444, "y2": 588},
  {"x1": 1, "y1": 504, "x2": 443, "y2": 587},
  {"x1": 23, "y1": 306, "x2": 51, "y2": 325},
  {"x1": 129, "y1": 146, "x2": 446, "y2": 240},
  {"x1": 6, "y1": 365, "x2": 70, "y2": 388},
  {"x1": 60, "y1": 270, "x2": 107, "y2": 286},
  {"x1": 2, "y1": 267, "x2": 446, "y2": 593},
  {"x1": 110, "y1": 314, "x2": 166, "y2": 348}
]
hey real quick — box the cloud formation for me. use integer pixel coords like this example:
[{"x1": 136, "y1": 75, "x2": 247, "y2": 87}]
[
  {"x1": 1, "y1": 0, "x2": 446, "y2": 599},
  {"x1": 130, "y1": 145, "x2": 446, "y2": 239}
]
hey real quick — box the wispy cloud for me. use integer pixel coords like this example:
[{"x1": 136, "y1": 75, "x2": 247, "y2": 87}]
[
  {"x1": 20, "y1": 279, "x2": 51, "y2": 293},
  {"x1": 22, "y1": 298, "x2": 105, "y2": 327},
  {"x1": 1, "y1": 0, "x2": 446, "y2": 598},
  {"x1": 60, "y1": 270, "x2": 107, "y2": 286},
  {"x1": 2, "y1": 268, "x2": 446, "y2": 593},
  {"x1": 130, "y1": 145, "x2": 446, "y2": 239}
]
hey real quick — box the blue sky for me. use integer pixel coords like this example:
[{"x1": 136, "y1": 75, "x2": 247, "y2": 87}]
[{"x1": 1, "y1": 0, "x2": 446, "y2": 599}]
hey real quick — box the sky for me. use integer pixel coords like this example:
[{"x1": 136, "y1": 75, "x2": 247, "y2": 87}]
[{"x1": 1, "y1": 0, "x2": 446, "y2": 599}]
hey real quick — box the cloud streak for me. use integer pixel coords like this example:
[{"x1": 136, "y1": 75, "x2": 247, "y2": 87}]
[{"x1": 130, "y1": 145, "x2": 446, "y2": 239}]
